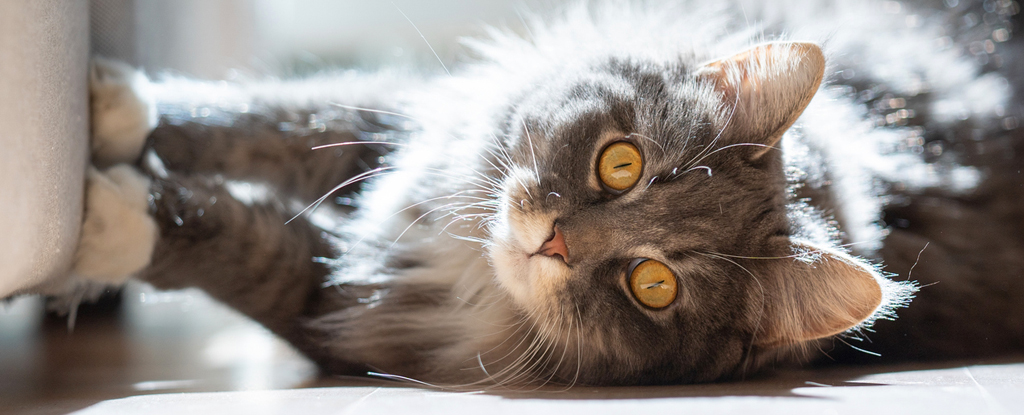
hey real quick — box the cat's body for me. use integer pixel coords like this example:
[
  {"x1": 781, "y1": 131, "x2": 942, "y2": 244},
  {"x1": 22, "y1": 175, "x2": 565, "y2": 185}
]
[{"x1": 63, "y1": 0, "x2": 1024, "y2": 386}]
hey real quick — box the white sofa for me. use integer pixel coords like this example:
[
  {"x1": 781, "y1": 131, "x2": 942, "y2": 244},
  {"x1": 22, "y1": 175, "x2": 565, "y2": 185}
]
[{"x1": 0, "y1": 0, "x2": 90, "y2": 298}]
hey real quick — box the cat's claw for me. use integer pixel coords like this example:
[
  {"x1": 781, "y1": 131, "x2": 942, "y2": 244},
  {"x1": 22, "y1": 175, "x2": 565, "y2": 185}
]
[
  {"x1": 89, "y1": 57, "x2": 157, "y2": 167},
  {"x1": 73, "y1": 164, "x2": 158, "y2": 284}
]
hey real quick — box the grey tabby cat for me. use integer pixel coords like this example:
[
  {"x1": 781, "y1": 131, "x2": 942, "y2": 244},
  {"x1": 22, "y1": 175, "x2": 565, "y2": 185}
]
[{"x1": 72, "y1": 0, "x2": 1023, "y2": 386}]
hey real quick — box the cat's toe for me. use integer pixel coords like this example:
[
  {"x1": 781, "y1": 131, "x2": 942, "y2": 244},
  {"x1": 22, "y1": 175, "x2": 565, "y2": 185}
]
[
  {"x1": 89, "y1": 57, "x2": 157, "y2": 167},
  {"x1": 74, "y1": 164, "x2": 158, "y2": 284}
]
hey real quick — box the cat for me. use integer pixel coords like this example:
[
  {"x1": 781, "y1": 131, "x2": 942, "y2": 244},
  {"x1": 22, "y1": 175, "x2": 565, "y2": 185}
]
[{"x1": 61, "y1": 0, "x2": 1024, "y2": 386}]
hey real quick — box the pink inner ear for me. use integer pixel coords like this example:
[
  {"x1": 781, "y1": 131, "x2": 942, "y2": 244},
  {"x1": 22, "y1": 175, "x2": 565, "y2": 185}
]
[
  {"x1": 696, "y1": 42, "x2": 826, "y2": 157},
  {"x1": 755, "y1": 241, "x2": 885, "y2": 348},
  {"x1": 703, "y1": 47, "x2": 766, "y2": 96}
]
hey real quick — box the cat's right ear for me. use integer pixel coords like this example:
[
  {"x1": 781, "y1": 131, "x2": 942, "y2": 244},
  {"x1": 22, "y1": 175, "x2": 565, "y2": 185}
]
[{"x1": 695, "y1": 42, "x2": 825, "y2": 159}]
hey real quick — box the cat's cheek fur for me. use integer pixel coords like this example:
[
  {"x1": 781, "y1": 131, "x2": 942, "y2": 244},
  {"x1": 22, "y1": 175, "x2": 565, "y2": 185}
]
[
  {"x1": 489, "y1": 239, "x2": 530, "y2": 302},
  {"x1": 73, "y1": 165, "x2": 158, "y2": 284}
]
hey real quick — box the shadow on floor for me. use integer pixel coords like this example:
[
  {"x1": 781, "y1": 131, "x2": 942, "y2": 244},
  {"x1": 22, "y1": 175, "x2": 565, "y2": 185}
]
[{"x1": 3, "y1": 284, "x2": 1023, "y2": 414}]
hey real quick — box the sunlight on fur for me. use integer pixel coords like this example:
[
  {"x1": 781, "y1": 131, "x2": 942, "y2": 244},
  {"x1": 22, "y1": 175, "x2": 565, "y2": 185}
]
[{"x1": 57, "y1": 0, "x2": 1022, "y2": 389}]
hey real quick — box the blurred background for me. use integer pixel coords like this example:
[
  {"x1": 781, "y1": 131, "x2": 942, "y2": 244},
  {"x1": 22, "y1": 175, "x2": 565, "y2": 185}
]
[{"x1": 89, "y1": 0, "x2": 563, "y2": 79}]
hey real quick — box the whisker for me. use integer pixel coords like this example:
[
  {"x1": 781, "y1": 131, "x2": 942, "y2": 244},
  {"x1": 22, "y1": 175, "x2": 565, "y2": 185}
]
[
  {"x1": 513, "y1": 5, "x2": 537, "y2": 42},
  {"x1": 627, "y1": 132, "x2": 666, "y2": 155},
  {"x1": 906, "y1": 242, "x2": 929, "y2": 281},
  {"x1": 571, "y1": 303, "x2": 582, "y2": 389},
  {"x1": 328, "y1": 102, "x2": 421, "y2": 121},
  {"x1": 286, "y1": 166, "x2": 398, "y2": 224},
  {"x1": 392, "y1": 2, "x2": 451, "y2": 77},
  {"x1": 528, "y1": 310, "x2": 566, "y2": 388},
  {"x1": 421, "y1": 168, "x2": 500, "y2": 192},
  {"x1": 502, "y1": 317, "x2": 555, "y2": 386},
  {"x1": 697, "y1": 251, "x2": 766, "y2": 378},
  {"x1": 389, "y1": 201, "x2": 481, "y2": 248},
  {"x1": 311, "y1": 141, "x2": 407, "y2": 151},
  {"x1": 367, "y1": 371, "x2": 445, "y2": 389},
  {"x1": 476, "y1": 145, "x2": 513, "y2": 180},
  {"x1": 491, "y1": 334, "x2": 544, "y2": 387},
  {"x1": 681, "y1": 96, "x2": 739, "y2": 170},
  {"x1": 489, "y1": 133, "x2": 517, "y2": 168},
  {"x1": 684, "y1": 165, "x2": 713, "y2": 177},
  {"x1": 477, "y1": 352, "x2": 492, "y2": 378},
  {"x1": 644, "y1": 175, "x2": 659, "y2": 190},
  {"x1": 540, "y1": 308, "x2": 573, "y2": 388},
  {"x1": 835, "y1": 337, "x2": 882, "y2": 357},
  {"x1": 384, "y1": 191, "x2": 488, "y2": 225},
  {"x1": 486, "y1": 133, "x2": 533, "y2": 196},
  {"x1": 339, "y1": 190, "x2": 491, "y2": 256},
  {"x1": 702, "y1": 243, "x2": 871, "y2": 261},
  {"x1": 479, "y1": 314, "x2": 542, "y2": 386},
  {"x1": 477, "y1": 314, "x2": 533, "y2": 360},
  {"x1": 441, "y1": 213, "x2": 495, "y2": 237},
  {"x1": 686, "y1": 142, "x2": 776, "y2": 170},
  {"x1": 519, "y1": 117, "x2": 541, "y2": 183}
]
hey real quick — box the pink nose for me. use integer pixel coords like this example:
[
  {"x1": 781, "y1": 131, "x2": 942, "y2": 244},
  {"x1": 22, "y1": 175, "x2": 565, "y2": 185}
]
[{"x1": 537, "y1": 225, "x2": 569, "y2": 263}]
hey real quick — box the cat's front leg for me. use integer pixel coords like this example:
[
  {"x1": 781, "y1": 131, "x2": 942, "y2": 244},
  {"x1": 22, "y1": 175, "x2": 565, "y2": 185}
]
[
  {"x1": 74, "y1": 58, "x2": 364, "y2": 373},
  {"x1": 73, "y1": 165, "x2": 158, "y2": 285},
  {"x1": 139, "y1": 173, "x2": 341, "y2": 346},
  {"x1": 72, "y1": 58, "x2": 160, "y2": 284},
  {"x1": 88, "y1": 57, "x2": 157, "y2": 167},
  {"x1": 75, "y1": 163, "x2": 352, "y2": 368}
]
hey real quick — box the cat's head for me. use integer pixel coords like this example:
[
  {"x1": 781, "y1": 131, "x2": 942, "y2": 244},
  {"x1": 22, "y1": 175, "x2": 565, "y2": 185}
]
[{"x1": 485, "y1": 42, "x2": 888, "y2": 385}]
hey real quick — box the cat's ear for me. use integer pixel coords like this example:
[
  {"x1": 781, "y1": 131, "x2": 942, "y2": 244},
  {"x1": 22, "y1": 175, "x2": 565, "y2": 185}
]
[
  {"x1": 696, "y1": 42, "x2": 825, "y2": 159},
  {"x1": 754, "y1": 241, "x2": 883, "y2": 347}
]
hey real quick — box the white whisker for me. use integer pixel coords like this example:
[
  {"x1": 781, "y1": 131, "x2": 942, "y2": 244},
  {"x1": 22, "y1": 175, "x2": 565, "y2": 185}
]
[
  {"x1": 328, "y1": 102, "x2": 420, "y2": 121},
  {"x1": 311, "y1": 141, "x2": 407, "y2": 151},
  {"x1": 681, "y1": 96, "x2": 738, "y2": 170},
  {"x1": 697, "y1": 251, "x2": 766, "y2": 377},
  {"x1": 519, "y1": 117, "x2": 541, "y2": 183},
  {"x1": 628, "y1": 132, "x2": 666, "y2": 155},
  {"x1": 392, "y1": 2, "x2": 451, "y2": 77},
  {"x1": 286, "y1": 166, "x2": 398, "y2": 224}
]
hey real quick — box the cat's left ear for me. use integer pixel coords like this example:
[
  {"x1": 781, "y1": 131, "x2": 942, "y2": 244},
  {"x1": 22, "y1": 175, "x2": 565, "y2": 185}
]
[
  {"x1": 753, "y1": 240, "x2": 885, "y2": 348},
  {"x1": 696, "y1": 42, "x2": 825, "y2": 159}
]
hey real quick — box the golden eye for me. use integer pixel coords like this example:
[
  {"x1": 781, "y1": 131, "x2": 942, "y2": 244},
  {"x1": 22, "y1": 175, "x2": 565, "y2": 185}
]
[
  {"x1": 598, "y1": 141, "x2": 643, "y2": 191},
  {"x1": 629, "y1": 259, "x2": 677, "y2": 309}
]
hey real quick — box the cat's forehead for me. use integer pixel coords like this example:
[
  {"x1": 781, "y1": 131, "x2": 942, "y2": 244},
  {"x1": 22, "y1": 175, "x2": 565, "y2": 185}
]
[
  {"x1": 521, "y1": 59, "x2": 702, "y2": 121},
  {"x1": 523, "y1": 64, "x2": 719, "y2": 151}
]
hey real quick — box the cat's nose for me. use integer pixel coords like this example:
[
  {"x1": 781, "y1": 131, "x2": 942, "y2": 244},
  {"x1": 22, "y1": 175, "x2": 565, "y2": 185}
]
[{"x1": 537, "y1": 225, "x2": 569, "y2": 263}]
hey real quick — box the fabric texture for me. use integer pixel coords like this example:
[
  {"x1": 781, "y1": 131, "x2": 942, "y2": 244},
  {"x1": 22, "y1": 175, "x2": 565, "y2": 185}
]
[{"x1": 0, "y1": 0, "x2": 90, "y2": 297}]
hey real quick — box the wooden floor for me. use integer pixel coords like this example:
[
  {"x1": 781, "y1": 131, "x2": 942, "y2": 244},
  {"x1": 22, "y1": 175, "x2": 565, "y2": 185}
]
[
  {"x1": 4, "y1": 283, "x2": 1024, "y2": 415},
  {"x1": 0, "y1": 283, "x2": 330, "y2": 415}
]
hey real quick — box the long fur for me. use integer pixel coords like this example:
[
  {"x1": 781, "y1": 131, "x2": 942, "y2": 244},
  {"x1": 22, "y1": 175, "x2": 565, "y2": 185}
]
[{"x1": 47, "y1": 0, "x2": 1024, "y2": 386}]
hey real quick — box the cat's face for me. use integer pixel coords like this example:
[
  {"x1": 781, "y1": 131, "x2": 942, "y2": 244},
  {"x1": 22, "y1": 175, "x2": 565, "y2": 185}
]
[{"x1": 486, "y1": 43, "x2": 886, "y2": 385}]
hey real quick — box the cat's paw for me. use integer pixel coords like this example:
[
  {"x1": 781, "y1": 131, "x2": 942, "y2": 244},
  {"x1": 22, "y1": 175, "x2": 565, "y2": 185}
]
[
  {"x1": 90, "y1": 57, "x2": 157, "y2": 167},
  {"x1": 74, "y1": 164, "x2": 158, "y2": 284}
]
